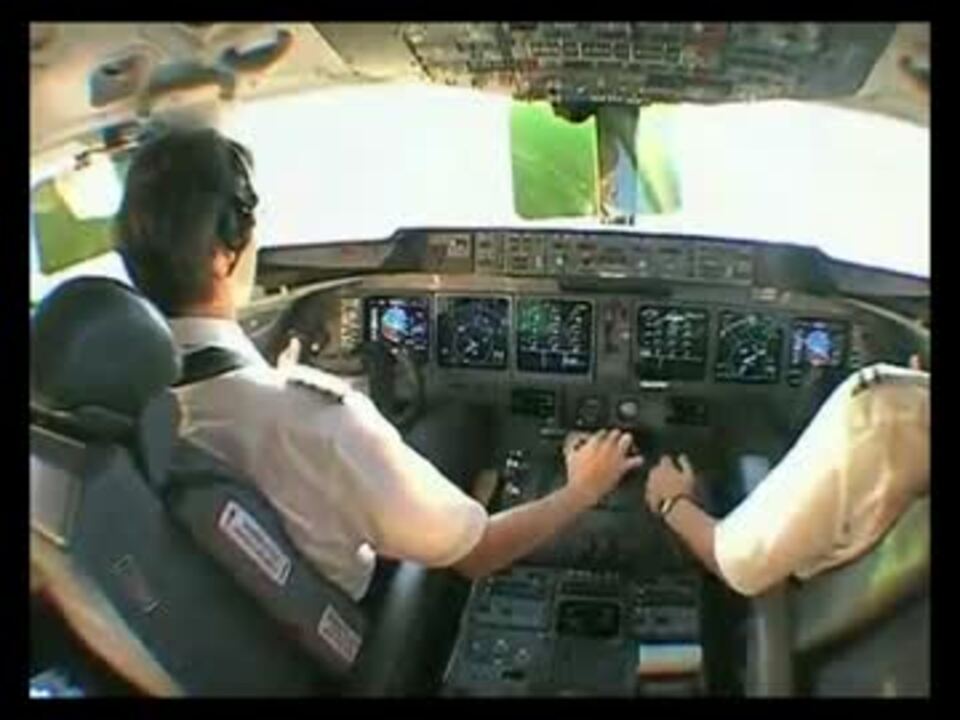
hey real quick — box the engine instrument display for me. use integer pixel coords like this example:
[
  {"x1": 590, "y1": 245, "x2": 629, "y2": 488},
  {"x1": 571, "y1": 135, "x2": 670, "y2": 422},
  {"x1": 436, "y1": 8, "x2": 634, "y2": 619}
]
[
  {"x1": 636, "y1": 306, "x2": 709, "y2": 381},
  {"x1": 438, "y1": 296, "x2": 510, "y2": 370},
  {"x1": 790, "y1": 318, "x2": 849, "y2": 369},
  {"x1": 516, "y1": 298, "x2": 593, "y2": 375},
  {"x1": 364, "y1": 296, "x2": 431, "y2": 362},
  {"x1": 714, "y1": 311, "x2": 783, "y2": 383}
]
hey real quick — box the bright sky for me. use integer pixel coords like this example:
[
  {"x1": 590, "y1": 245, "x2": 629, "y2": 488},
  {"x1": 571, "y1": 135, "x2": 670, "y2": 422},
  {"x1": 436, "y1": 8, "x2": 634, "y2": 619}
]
[
  {"x1": 31, "y1": 83, "x2": 929, "y2": 301},
  {"x1": 219, "y1": 85, "x2": 519, "y2": 244},
  {"x1": 670, "y1": 100, "x2": 929, "y2": 277},
  {"x1": 221, "y1": 85, "x2": 928, "y2": 276}
]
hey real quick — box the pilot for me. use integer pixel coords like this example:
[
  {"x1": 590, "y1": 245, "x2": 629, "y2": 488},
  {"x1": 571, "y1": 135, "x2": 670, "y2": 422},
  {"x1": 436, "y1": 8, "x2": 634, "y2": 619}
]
[
  {"x1": 113, "y1": 125, "x2": 646, "y2": 603},
  {"x1": 644, "y1": 358, "x2": 929, "y2": 596}
]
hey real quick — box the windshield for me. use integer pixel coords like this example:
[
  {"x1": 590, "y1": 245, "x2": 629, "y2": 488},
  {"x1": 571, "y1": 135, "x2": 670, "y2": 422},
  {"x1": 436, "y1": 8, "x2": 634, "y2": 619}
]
[{"x1": 29, "y1": 83, "x2": 929, "y2": 303}]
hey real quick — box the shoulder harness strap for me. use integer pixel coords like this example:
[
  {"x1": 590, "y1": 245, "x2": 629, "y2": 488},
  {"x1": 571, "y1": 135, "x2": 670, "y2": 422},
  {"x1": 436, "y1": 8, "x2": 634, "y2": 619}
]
[{"x1": 174, "y1": 346, "x2": 250, "y2": 388}]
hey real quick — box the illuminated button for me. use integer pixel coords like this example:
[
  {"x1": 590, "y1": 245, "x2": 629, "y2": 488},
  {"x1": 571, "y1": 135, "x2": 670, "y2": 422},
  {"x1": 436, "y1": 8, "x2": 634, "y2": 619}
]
[
  {"x1": 515, "y1": 648, "x2": 531, "y2": 665},
  {"x1": 494, "y1": 639, "x2": 509, "y2": 655},
  {"x1": 577, "y1": 397, "x2": 604, "y2": 425}
]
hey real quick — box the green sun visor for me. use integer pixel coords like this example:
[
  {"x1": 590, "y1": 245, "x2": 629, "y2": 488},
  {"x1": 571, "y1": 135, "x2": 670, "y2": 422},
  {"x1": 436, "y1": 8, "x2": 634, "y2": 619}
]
[
  {"x1": 509, "y1": 101, "x2": 682, "y2": 221},
  {"x1": 32, "y1": 155, "x2": 127, "y2": 274},
  {"x1": 510, "y1": 102, "x2": 600, "y2": 219}
]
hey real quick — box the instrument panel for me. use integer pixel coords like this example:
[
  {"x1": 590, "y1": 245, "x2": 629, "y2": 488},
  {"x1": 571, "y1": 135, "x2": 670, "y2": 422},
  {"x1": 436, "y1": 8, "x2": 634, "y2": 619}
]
[
  {"x1": 340, "y1": 291, "x2": 862, "y2": 387},
  {"x1": 260, "y1": 272, "x2": 923, "y2": 434},
  {"x1": 471, "y1": 231, "x2": 756, "y2": 284},
  {"x1": 260, "y1": 225, "x2": 922, "y2": 420}
]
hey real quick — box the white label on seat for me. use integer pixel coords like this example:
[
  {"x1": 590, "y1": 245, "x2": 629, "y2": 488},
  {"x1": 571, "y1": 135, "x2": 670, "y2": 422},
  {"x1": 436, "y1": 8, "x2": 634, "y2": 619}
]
[
  {"x1": 218, "y1": 500, "x2": 291, "y2": 587},
  {"x1": 317, "y1": 605, "x2": 362, "y2": 665}
]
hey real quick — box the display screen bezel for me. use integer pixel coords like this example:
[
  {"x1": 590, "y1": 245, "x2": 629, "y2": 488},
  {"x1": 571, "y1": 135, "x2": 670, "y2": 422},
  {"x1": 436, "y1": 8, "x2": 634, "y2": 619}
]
[
  {"x1": 515, "y1": 297, "x2": 594, "y2": 376},
  {"x1": 436, "y1": 294, "x2": 512, "y2": 370},
  {"x1": 713, "y1": 310, "x2": 784, "y2": 384},
  {"x1": 363, "y1": 295, "x2": 432, "y2": 362},
  {"x1": 789, "y1": 317, "x2": 850, "y2": 370},
  {"x1": 635, "y1": 304, "x2": 710, "y2": 382}
]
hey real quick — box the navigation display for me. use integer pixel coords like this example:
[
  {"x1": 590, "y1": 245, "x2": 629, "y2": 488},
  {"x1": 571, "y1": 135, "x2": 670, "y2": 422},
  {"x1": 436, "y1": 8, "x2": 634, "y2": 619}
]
[
  {"x1": 437, "y1": 296, "x2": 510, "y2": 370},
  {"x1": 790, "y1": 318, "x2": 849, "y2": 369},
  {"x1": 636, "y1": 306, "x2": 709, "y2": 381},
  {"x1": 364, "y1": 296, "x2": 430, "y2": 362},
  {"x1": 714, "y1": 311, "x2": 783, "y2": 383},
  {"x1": 516, "y1": 299, "x2": 592, "y2": 375}
]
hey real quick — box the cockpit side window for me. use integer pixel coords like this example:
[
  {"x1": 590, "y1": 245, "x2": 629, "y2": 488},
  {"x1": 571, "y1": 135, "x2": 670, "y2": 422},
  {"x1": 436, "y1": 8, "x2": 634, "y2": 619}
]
[{"x1": 30, "y1": 154, "x2": 132, "y2": 304}]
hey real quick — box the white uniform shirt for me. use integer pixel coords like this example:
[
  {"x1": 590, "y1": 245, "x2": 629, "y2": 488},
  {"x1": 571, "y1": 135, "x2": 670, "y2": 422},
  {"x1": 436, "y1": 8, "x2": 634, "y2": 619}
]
[
  {"x1": 714, "y1": 363, "x2": 930, "y2": 597},
  {"x1": 169, "y1": 317, "x2": 488, "y2": 600}
]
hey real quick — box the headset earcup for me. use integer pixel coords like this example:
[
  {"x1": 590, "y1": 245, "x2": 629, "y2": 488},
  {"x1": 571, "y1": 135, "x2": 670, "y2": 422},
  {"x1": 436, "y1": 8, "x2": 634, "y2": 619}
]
[
  {"x1": 218, "y1": 140, "x2": 256, "y2": 251},
  {"x1": 217, "y1": 206, "x2": 238, "y2": 249}
]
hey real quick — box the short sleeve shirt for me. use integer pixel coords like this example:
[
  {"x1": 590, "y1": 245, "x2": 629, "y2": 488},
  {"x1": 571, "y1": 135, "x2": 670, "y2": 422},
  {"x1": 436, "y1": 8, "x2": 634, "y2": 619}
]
[
  {"x1": 169, "y1": 317, "x2": 488, "y2": 600},
  {"x1": 714, "y1": 363, "x2": 930, "y2": 596}
]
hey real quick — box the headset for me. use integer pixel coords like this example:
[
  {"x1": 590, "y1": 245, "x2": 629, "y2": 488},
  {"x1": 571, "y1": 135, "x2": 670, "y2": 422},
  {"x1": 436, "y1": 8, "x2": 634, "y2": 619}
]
[
  {"x1": 218, "y1": 139, "x2": 259, "y2": 254},
  {"x1": 134, "y1": 121, "x2": 259, "y2": 255}
]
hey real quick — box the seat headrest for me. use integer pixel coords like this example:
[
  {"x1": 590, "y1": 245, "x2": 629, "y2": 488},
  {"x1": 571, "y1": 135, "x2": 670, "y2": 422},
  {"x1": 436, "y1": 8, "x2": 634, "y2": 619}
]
[{"x1": 31, "y1": 277, "x2": 181, "y2": 417}]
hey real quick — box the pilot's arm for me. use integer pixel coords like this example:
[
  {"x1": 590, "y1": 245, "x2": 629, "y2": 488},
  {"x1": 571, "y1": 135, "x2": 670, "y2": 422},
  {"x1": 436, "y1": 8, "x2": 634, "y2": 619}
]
[
  {"x1": 454, "y1": 429, "x2": 645, "y2": 579},
  {"x1": 647, "y1": 360, "x2": 929, "y2": 597},
  {"x1": 335, "y1": 390, "x2": 644, "y2": 581},
  {"x1": 646, "y1": 421, "x2": 854, "y2": 596},
  {"x1": 648, "y1": 440, "x2": 848, "y2": 597},
  {"x1": 644, "y1": 454, "x2": 723, "y2": 579}
]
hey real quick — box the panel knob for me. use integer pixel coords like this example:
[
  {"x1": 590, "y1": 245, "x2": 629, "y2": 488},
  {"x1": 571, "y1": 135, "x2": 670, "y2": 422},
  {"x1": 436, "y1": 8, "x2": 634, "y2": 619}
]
[{"x1": 616, "y1": 398, "x2": 640, "y2": 422}]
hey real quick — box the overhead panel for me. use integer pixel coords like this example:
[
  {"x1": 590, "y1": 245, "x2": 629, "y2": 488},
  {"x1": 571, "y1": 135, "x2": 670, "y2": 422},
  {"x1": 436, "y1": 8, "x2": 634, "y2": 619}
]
[{"x1": 340, "y1": 23, "x2": 898, "y2": 106}]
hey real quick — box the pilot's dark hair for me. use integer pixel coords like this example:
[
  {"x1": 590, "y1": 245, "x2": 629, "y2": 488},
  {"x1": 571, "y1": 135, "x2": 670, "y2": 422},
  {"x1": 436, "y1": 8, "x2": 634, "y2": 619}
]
[{"x1": 114, "y1": 125, "x2": 258, "y2": 315}]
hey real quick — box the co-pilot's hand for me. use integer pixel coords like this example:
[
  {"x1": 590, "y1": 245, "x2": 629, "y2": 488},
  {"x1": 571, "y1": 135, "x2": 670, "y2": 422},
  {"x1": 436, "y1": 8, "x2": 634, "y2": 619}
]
[
  {"x1": 277, "y1": 335, "x2": 302, "y2": 372},
  {"x1": 565, "y1": 429, "x2": 645, "y2": 508},
  {"x1": 645, "y1": 454, "x2": 696, "y2": 514}
]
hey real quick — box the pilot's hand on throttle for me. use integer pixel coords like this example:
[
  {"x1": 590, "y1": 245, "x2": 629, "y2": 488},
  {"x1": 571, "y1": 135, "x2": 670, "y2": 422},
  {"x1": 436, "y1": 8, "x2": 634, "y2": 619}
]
[
  {"x1": 565, "y1": 429, "x2": 645, "y2": 508},
  {"x1": 277, "y1": 336, "x2": 302, "y2": 372},
  {"x1": 645, "y1": 454, "x2": 696, "y2": 514}
]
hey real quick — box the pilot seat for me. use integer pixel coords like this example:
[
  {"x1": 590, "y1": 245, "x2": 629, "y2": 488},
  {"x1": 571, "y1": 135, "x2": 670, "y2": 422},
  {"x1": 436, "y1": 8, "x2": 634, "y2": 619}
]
[{"x1": 28, "y1": 277, "x2": 450, "y2": 696}]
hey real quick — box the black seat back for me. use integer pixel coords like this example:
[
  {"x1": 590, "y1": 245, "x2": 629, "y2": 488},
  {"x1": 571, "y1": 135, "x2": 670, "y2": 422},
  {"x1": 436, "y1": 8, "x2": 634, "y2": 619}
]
[
  {"x1": 791, "y1": 497, "x2": 929, "y2": 696},
  {"x1": 159, "y1": 438, "x2": 367, "y2": 680},
  {"x1": 737, "y1": 454, "x2": 930, "y2": 697},
  {"x1": 30, "y1": 277, "x2": 367, "y2": 695},
  {"x1": 31, "y1": 420, "x2": 330, "y2": 695}
]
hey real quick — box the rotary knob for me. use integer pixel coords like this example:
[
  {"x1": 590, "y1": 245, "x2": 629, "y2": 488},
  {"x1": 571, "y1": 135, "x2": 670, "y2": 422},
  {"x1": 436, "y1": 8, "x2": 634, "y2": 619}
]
[{"x1": 616, "y1": 398, "x2": 640, "y2": 422}]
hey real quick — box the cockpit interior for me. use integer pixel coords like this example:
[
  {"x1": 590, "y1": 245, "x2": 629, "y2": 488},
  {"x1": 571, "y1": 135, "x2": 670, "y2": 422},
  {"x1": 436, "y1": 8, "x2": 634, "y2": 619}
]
[{"x1": 29, "y1": 22, "x2": 930, "y2": 698}]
